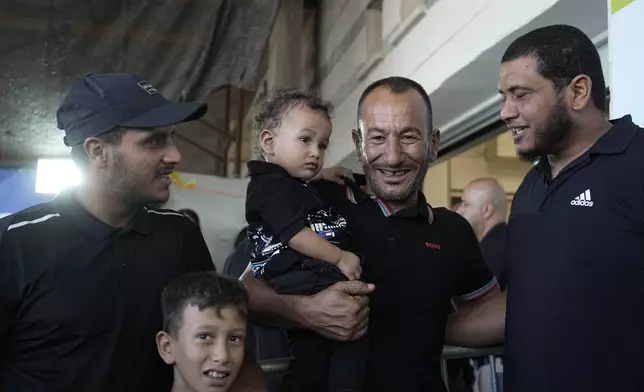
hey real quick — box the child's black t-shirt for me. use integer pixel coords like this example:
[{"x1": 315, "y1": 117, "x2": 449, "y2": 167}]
[{"x1": 245, "y1": 160, "x2": 351, "y2": 278}]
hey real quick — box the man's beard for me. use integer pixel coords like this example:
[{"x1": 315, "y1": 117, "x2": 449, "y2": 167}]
[
  {"x1": 362, "y1": 156, "x2": 429, "y2": 202},
  {"x1": 109, "y1": 152, "x2": 150, "y2": 206},
  {"x1": 518, "y1": 97, "x2": 573, "y2": 162}
]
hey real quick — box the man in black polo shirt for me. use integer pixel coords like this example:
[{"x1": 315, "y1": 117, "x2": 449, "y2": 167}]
[
  {"x1": 0, "y1": 73, "x2": 219, "y2": 392},
  {"x1": 242, "y1": 77, "x2": 505, "y2": 392},
  {"x1": 457, "y1": 178, "x2": 508, "y2": 290},
  {"x1": 499, "y1": 25, "x2": 644, "y2": 392}
]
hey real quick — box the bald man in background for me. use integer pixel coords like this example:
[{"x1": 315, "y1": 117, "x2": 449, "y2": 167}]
[
  {"x1": 455, "y1": 178, "x2": 507, "y2": 392},
  {"x1": 457, "y1": 178, "x2": 508, "y2": 290}
]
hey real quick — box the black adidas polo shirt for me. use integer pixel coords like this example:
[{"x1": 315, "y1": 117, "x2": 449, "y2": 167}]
[
  {"x1": 0, "y1": 192, "x2": 214, "y2": 392},
  {"x1": 313, "y1": 176, "x2": 496, "y2": 392},
  {"x1": 504, "y1": 115, "x2": 644, "y2": 392}
]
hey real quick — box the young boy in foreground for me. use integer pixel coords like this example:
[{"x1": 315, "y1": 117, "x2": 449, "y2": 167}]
[
  {"x1": 245, "y1": 88, "x2": 367, "y2": 392},
  {"x1": 156, "y1": 272, "x2": 249, "y2": 392}
]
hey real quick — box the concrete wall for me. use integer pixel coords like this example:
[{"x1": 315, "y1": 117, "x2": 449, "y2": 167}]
[
  {"x1": 259, "y1": 0, "x2": 319, "y2": 92},
  {"x1": 266, "y1": 0, "x2": 305, "y2": 89}
]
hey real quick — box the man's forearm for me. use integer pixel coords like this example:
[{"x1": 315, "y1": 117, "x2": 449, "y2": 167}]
[
  {"x1": 445, "y1": 291, "x2": 506, "y2": 347},
  {"x1": 240, "y1": 265, "x2": 308, "y2": 329}
]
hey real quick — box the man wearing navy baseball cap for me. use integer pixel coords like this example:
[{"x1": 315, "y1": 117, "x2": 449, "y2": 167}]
[
  {"x1": 0, "y1": 73, "x2": 264, "y2": 392},
  {"x1": 58, "y1": 73, "x2": 208, "y2": 205}
]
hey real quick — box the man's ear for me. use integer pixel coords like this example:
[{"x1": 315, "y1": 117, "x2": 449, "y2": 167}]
[
  {"x1": 83, "y1": 137, "x2": 109, "y2": 168},
  {"x1": 482, "y1": 201, "x2": 495, "y2": 220},
  {"x1": 351, "y1": 128, "x2": 363, "y2": 163},
  {"x1": 156, "y1": 331, "x2": 176, "y2": 365},
  {"x1": 259, "y1": 129, "x2": 276, "y2": 156},
  {"x1": 429, "y1": 129, "x2": 441, "y2": 162},
  {"x1": 568, "y1": 74, "x2": 592, "y2": 111}
]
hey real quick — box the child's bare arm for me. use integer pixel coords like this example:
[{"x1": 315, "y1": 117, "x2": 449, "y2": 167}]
[
  {"x1": 288, "y1": 227, "x2": 343, "y2": 265},
  {"x1": 289, "y1": 228, "x2": 362, "y2": 280}
]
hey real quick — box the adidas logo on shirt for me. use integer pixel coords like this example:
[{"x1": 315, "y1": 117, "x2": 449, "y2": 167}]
[{"x1": 570, "y1": 189, "x2": 593, "y2": 207}]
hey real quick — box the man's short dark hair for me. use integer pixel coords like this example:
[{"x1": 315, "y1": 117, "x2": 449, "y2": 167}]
[
  {"x1": 161, "y1": 271, "x2": 248, "y2": 337},
  {"x1": 253, "y1": 88, "x2": 333, "y2": 133},
  {"x1": 357, "y1": 76, "x2": 433, "y2": 127},
  {"x1": 502, "y1": 24, "x2": 606, "y2": 112},
  {"x1": 70, "y1": 128, "x2": 125, "y2": 167}
]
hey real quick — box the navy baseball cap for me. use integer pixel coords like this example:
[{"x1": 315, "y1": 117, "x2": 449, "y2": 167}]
[{"x1": 56, "y1": 73, "x2": 208, "y2": 146}]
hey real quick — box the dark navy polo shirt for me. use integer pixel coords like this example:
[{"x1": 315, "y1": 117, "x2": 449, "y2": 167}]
[
  {"x1": 505, "y1": 115, "x2": 644, "y2": 392},
  {"x1": 0, "y1": 192, "x2": 214, "y2": 392},
  {"x1": 313, "y1": 176, "x2": 497, "y2": 392}
]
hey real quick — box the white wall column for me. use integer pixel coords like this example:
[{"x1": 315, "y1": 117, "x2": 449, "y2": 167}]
[{"x1": 608, "y1": 0, "x2": 644, "y2": 123}]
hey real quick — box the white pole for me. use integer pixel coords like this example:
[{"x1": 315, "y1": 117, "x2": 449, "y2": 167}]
[{"x1": 608, "y1": 0, "x2": 644, "y2": 124}]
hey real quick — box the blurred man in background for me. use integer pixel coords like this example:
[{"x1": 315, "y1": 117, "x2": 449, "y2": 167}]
[{"x1": 457, "y1": 178, "x2": 508, "y2": 290}]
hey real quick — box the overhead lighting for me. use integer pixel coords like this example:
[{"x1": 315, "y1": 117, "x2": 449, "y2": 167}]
[{"x1": 35, "y1": 158, "x2": 82, "y2": 194}]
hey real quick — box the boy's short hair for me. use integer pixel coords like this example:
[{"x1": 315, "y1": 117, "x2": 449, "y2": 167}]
[
  {"x1": 161, "y1": 271, "x2": 248, "y2": 337},
  {"x1": 253, "y1": 88, "x2": 333, "y2": 132},
  {"x1": 252, "y1": 88, "x2": 333, "y2": 155}
]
